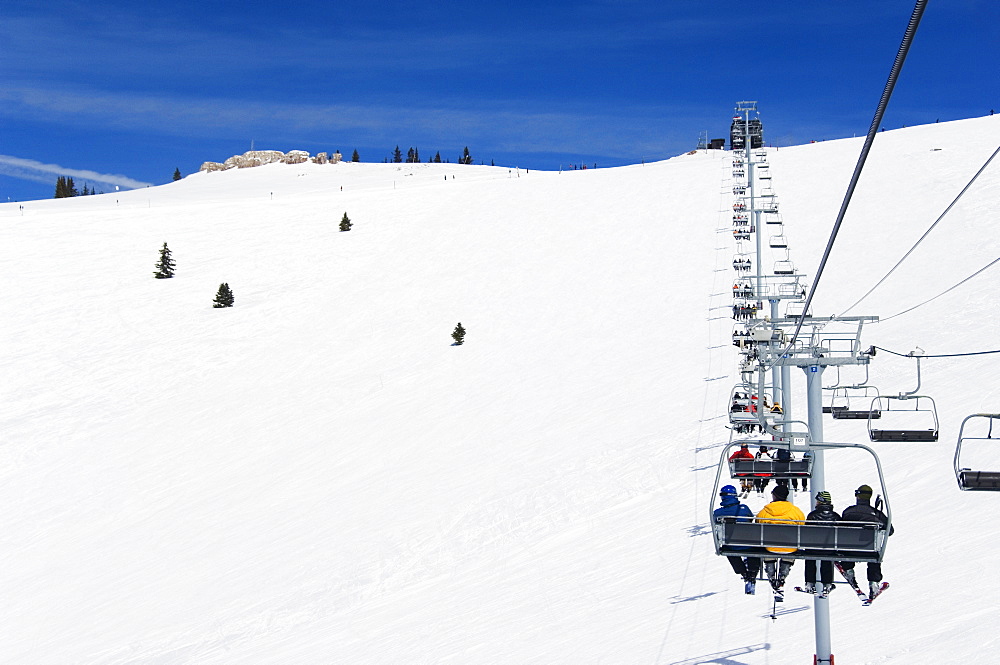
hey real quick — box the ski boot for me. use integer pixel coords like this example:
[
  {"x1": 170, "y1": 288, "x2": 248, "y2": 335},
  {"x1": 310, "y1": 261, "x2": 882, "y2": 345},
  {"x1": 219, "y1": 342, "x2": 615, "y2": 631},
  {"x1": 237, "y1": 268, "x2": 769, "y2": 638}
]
[{"x1": 776, "y1": 560, "x2": 793, "y2": 589}]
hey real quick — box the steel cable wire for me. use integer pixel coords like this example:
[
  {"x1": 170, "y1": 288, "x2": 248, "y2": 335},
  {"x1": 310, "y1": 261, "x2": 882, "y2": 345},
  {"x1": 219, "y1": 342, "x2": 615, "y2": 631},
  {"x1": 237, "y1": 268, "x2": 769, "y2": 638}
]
[
  {"x1": 766, "y1": 0, "x2": 929, "y2": 370},
  {"x1": 839, "y1": 144, "x2": 1000, "y2": 317}
]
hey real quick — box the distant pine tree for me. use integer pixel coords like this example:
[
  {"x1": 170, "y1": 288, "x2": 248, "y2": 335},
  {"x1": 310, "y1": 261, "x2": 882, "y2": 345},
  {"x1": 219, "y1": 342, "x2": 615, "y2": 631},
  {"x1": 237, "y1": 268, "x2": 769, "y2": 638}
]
[
  {"x1": 173, "y1": 168, "x2": 182, "y2": 181},
  {"x1": 153, "y1": 242, "x2": 176, "y2": 279},
  {"x1": 393, "y1": 146, "x2": 403, "y2": 163},
  {"x1": 433, "y1": 152, "x2": 442, "y2": 163},
  {"x1": 460, "y1": 147, "x2": 472, "y2": 165},
  {"x1": 452, "y1": 322, "x2": 466, "y2": 346},
  {"x1": 54, "y1": 176, "x2": 68, "y2": 198},
  {"x1": 339, "y1": 212, "x2": 352, "y2": 232},
  {"x1": 406, "y1": 147, "x2": 415, "y2": 163},
  {"x1": 213, "y1": 283, "x2": 234, "y2": 308},
  {"x1": 414, "y1": 147, "x2": 420, "y2": 163},
  {"x1": 351, "y1": 149, "x2": 360, "y2": 162},
  {"x1": 66, "y1": 177, "x2": 77, "y2": 197}
]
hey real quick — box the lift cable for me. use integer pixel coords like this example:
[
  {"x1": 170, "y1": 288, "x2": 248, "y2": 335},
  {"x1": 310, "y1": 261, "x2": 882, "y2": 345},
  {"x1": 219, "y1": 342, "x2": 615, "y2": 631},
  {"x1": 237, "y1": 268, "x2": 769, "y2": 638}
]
[
  {"x1": 768, "y1": 0, "x2": 928, "y2": 369},
  {"x1": 873, "y1": 345, "x2": 1000, "y2": 359},
  {"x1": 838, "y1": 144, "x2": 1000, "y2": 317},
  {"x1": 878, "y1": 255, "x2": 1000, "y2": 322}
]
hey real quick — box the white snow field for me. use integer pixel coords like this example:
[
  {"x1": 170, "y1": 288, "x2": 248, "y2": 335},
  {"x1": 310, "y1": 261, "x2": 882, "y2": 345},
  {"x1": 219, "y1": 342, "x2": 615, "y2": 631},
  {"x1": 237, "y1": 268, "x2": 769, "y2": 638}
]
[{"x1": 2, "y1": 115, "x2": 1000, "y2": 664}]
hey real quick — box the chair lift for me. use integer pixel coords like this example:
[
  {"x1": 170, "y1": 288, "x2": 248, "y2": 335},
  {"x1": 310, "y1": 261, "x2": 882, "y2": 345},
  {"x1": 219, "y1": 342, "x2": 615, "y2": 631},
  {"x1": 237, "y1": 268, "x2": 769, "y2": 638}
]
[
  {"x1": 830, "y1": 385, "x2": 882, "y2": 420},
  {"x1": 774, "y1": 260, "x2": 794, "y2": 275},
  {"x1": 784, "y1": 301, "x2": 812, "y2": 319},
  {"x1": 726, "y1": 439, "x2": 813, "y2": 480},
  {"x1": 769, "y1": 234, "x2": 788, "y2": 249},
  {"x1": 713, "y1": 441, "x2": 892, "y2": 563},
  {"x1": 868, "y1": 353, "x2": 939, "y2": 442},
  {"x1": 954, "y1": 414, "x2": 1000, "y2": 491},
  {"x1": 728, "y1": 384, "x2": 763, "y2": 427},
  {"x1": 822, "y1": 367, "x2": 845, "y2": 414}
]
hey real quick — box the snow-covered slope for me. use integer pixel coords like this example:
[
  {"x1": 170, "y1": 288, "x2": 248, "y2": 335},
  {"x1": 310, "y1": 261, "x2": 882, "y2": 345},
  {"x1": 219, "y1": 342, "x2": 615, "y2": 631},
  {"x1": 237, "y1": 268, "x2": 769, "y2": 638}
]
[{"x1": 1, "y1": 115, "x2": 999, "y2": 664}]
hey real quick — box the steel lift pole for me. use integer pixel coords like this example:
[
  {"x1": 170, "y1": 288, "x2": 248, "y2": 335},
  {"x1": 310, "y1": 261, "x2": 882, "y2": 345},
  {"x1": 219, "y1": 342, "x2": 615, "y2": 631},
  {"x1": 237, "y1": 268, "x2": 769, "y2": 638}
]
[{"x1": 804, "y1": 362, "x2": 832, "y2": 664}]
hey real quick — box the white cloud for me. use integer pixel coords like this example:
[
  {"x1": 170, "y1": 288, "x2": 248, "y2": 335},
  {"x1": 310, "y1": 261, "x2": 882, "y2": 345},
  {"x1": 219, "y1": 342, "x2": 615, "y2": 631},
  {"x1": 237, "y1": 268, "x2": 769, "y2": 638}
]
[{"x1": 0, "y1": 154, "x2": 152, "y2": 190}]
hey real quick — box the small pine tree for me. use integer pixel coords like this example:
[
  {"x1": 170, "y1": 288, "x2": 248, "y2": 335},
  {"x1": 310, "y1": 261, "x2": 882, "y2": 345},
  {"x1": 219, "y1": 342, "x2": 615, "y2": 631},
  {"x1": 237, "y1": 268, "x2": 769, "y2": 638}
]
[
  {"x1": 452, "y1": 322, "x2": 466, "y2": 346},
  {"x1": 173, "y1": 168, "x2": 182, "y2": 181},
  {"x1": 66, "y1": 177, "x2": 77, "y2": 197},
  {"x1": 460, "y1": 147, "x2": 472, "y2": 165},
  {"x1": 213, "y1": 283, "x2": 234, "y2": 308},
  {"x1": 54, "y1": 176, "x2": 67, "y2": 198},
  {"x1": 393, "y1": 145, "x2": 403, "y2": 163},
  {"x1": 153, "y1": 242, "x2": 176, "y2": 278},
  {"x1": 351, "y1": 149, "x2": 360, "y2": 162},
  {"x1": 433, "y1": 151, "x2": 442, "y2": 163},
  {"x1": 406, "y1": 147, "x2": 415, "y2": 163},
  {"x1": 339, "y1": 212, "x2": 352, "y2": 232}
]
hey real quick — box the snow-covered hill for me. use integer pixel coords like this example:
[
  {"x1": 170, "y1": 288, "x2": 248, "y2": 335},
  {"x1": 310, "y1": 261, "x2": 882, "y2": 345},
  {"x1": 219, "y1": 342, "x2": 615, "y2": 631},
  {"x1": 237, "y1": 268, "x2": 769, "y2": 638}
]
[{"x1": 2, "y1": 115, "x2": 999, "y2": 664}]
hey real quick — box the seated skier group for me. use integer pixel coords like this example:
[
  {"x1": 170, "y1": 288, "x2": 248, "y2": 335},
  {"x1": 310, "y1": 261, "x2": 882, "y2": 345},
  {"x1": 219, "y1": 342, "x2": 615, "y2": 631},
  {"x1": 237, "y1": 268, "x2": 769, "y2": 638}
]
[{"x1": 714, "y1": 482, "x2": 891, "y2": 602}]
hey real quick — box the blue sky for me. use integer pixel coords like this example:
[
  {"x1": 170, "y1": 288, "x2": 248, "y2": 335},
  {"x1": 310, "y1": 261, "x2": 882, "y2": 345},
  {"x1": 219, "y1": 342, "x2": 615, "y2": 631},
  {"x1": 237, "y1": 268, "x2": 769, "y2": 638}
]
[{"x1": 1, "y1": 0, "x2": 996, "y2": 201}]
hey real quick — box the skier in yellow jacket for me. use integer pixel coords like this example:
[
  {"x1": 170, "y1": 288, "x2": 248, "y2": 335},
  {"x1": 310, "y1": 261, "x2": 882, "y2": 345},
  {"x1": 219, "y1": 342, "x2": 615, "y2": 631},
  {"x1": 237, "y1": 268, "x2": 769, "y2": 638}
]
[{"x1": 755, "y1": 484, "x2": 805, "y2": 596}]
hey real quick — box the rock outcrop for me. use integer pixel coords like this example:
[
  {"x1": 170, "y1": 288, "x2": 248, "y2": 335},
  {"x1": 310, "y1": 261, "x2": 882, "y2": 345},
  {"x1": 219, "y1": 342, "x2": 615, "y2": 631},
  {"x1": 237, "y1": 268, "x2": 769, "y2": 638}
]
[{"x1": 199, "y1": 149, "x2": 344, "y2": 173}]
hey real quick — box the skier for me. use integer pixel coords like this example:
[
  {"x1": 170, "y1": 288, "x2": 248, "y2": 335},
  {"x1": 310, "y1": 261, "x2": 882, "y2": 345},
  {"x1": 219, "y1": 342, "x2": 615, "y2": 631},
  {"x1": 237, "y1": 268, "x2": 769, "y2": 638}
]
[
  {"x1": 796, "y1": 450, "x2": 811, "y2": 492},
  {"x1": 774, "y1": 446, "x2": 792, "y2": 488},
  {"x1": 714, "y1": 485, "x2": 760, "y2": 594},
  {"x1": 803, "y1": 491, "x2": 840, "y2": 596},
  {"x1": 753, "y1": 446, "x2": 773, "y2": 494},
  {"x1": 756, "y1": 484, "x2": 805, "y2": 596},
  {"x1": 838, "y1": 484, "x2": 893, "y2": 600},
  {"x1": 729, "y1": 443, "x2": 755, "y2": 495}
]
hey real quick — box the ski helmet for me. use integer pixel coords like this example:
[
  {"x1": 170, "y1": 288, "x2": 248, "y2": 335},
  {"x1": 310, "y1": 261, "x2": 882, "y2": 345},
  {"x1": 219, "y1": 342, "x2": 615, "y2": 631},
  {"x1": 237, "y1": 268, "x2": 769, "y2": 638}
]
[{"x1": 720, "y1": 485, "x2": 738, "y2": 496}]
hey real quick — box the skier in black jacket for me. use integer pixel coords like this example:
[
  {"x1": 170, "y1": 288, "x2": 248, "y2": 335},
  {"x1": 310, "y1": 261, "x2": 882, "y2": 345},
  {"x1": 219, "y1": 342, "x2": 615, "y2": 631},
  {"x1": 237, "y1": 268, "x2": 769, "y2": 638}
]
[
  {"x1": 839, "y1": 484, "x2": 893, "y2": 599},
  {"x1": 803, "y1": 491, "x2": 840, "y2": 596}
]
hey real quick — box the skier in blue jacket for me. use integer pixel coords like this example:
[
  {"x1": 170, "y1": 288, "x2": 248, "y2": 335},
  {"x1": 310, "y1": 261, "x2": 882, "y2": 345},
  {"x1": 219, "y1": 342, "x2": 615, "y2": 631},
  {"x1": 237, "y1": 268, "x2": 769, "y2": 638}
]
[{"x1": 714, "y1": 484, "x2": 761, "y2": 594}]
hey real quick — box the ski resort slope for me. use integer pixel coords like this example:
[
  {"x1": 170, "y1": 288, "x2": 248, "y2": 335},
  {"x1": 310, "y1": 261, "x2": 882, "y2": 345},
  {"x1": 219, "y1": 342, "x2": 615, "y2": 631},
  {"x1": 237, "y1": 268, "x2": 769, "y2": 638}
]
[{"x1": 1, "y1": 115, "x2": 999, "y2": 664}]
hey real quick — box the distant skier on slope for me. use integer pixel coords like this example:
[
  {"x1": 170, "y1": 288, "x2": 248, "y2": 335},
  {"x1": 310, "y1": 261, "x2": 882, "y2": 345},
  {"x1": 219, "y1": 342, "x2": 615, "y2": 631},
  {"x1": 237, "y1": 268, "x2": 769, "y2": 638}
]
[
  {"x1": 713, "y1": 485, "x2": 760, "y2": 594},
  {"x1": 756, "y1": 484, "x2": 805, "y2": 597},
  {"x1": 838, "y1": 484, "x2": 893, "y2": 600}
]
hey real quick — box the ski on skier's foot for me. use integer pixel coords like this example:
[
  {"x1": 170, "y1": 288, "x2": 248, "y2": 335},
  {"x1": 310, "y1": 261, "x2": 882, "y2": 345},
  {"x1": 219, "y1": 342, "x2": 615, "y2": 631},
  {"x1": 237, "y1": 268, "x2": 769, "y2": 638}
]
[
  {"x1": 834, "y1": 562, "x2": 867, "y2": 602},
  {"x1": 793, "y1": 586, "x2": 815, "y2": 595},
  {"x1": 846, "y1": 583, "x2": 869, "y2": 604},
  {"x1": 866, "y1": 582, "x2": 889, "y2": 604}
]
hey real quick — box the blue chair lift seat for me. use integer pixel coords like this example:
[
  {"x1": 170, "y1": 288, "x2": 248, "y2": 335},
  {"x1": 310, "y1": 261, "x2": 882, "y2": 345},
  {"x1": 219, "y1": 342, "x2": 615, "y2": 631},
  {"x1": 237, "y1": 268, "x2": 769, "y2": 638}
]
[
  {"x1": 870, "y1": 428, "x2": 937, "y2": 442},
  {"x1": 869, "y1": 395, "x2": 939, "y2": 443},
  {"x1": 954, "y1": 414, "x2": 1000, "y2": 491},
  {"x1": 715, "y1": 518, "x2": 886, "y2": 563},
  {"x1": 832, "y1": 406, "x2": 882, "y2": 420},
  {"x1": 729, "y1": 458, "x2": 812, "y2": 479},
  {"x1": 958, "y1": 470, "x2": 1000, "y2": 490}
]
